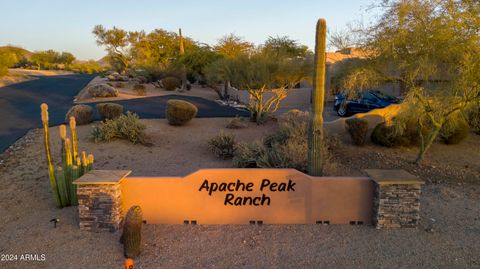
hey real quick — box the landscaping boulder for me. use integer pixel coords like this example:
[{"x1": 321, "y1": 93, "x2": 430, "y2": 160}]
[
  {"x1": 96, "y1": 103, "x2": 124, "y2": 120},
  {"x1": 66, "y1": 105, "x2": 93, "y2": 125},
  {"x1": 87, "y1": 84, "x2": 118, "y2": 98},
  {"x1": 166, "y1": 99, "x2": 198, "y2": 126}
]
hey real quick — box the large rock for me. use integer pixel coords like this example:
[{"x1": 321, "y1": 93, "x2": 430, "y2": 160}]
[
  {"x1": 65, "y1": 105, "x2": 93, "y2": 125},
  {"x1": 87, "y1": 84, "x2": 119, "y2": 98}
]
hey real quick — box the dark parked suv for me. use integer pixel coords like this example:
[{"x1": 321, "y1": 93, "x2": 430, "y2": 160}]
[{"x1": 333, "y1": 90, "x2": 400, "y2": 117}]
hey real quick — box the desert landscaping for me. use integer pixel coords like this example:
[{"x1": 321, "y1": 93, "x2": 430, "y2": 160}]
[{"x1": 1, "y1": 1, "x2": 479, "y2": 269}]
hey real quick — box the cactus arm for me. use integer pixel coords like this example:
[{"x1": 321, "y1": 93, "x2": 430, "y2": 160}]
[
  {"x1": 70, "y1": 165, "x2": 79, "y2": 206},
  {"x1": 64, "y1": 138, "x2": 73, "y2": 205},
  {"x1": 41, "y1": 104, "x2": 62, "y2": 208},
  {"x1": 307, "y1": 19, "x2": 327, "y2": 176},
  {"x1": 55, "y1": 167, "x2": 68, "y2": 207},
  {"x1": 69, "y1": 117, "x2": 78, "y2": 161}
]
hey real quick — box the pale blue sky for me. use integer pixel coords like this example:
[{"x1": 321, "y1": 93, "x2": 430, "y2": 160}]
[{"x1": 0, "y1": 0, "x2": 379, "y2": 60}]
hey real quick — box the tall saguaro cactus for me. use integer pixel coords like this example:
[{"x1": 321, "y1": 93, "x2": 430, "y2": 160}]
[
  {"x1": 41, "y1": 103, "x2": 61, "y2": 207},
  {"x1": 179, "y1": 28, "x2": 188, "y2": 91},
  {"x1": 307, "y1": 19, "x2": 327, "y2": 176}
]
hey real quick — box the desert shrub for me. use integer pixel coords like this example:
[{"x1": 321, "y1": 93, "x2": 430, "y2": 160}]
[
  {"x1": 345, "y1": 118, "x2": 369, "y2": 146},
  {"x1": 96, "y1": 103, "x2": 124, "y2": 120},
  {"x1": 65, "y1": 105, "x2": 93, "y2": 125},
  {"x1": 233, "y1": 142, "x2": 266, "y2": 168},
  {"x1": 91, "y1": 112, "x2": 147, "y2": 144},
  {"x1": 166, "y1": 99, "x2": 198, "y2": 126},
  {"x1": 233, "y1": 109, "x2": 311, "y2": 172},
  {"x1": 465, "y1": 103, "x2": 480, "y2": 135},
  {"x1": 133, "y1": 84, "x2": 146, "y2": 96},
  {"x1": 371, "y1": 119, "x2": 419, "y2": 147},
  {"x1": 226, "y1": 116, "x2": 248, "y2": 129},
  {"x1": 439, "y1": 115, "x2": 470, "y2": 144},
  {"x1": 114, "y1": 82, "x2": 124, "y2": 88},
  {"x1": 87, "y1": 84, "x2": 118, "y2": 97},
  {"x1": 161, "y1": 77, "x2": 181, "y2": 91},
  {"x1": 208, "y1": 132, "x2": 236, "y2": 159},
  {"x1": 371, "y1": 122, "x2": 397, "y2": 147}
]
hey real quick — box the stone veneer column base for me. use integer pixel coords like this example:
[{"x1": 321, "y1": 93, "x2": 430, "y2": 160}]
[
  {"x1": 74, "y1": 170, "x2": 131, "y2": 232},
  {"x1": 365, "y1": 169, "x2": 425, "y2": 229}
]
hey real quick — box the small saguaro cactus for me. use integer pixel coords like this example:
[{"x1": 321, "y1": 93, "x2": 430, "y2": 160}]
[
  {"x1": 307, "y1": 18, "x2": 327, "y2": 176},
  {"x1": 41, "y1": 103, "x2": 61, "y2": 207},
  {"x1": 121, "y1": 206, "x2": 143, "y2": 258}
]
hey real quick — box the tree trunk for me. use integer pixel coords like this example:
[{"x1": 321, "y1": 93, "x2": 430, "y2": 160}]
[{"x1": 415, "y1": 127, "x2": 440, "y2": 164}]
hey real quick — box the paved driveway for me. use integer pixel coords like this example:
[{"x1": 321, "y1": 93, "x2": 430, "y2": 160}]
[{"x1": 0, "y1": 75, "x2": 248, "y2": 152}]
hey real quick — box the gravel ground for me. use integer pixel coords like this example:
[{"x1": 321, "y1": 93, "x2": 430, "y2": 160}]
[{"x1": 0, "y1": 119, "x2": 478, "y2": 269}]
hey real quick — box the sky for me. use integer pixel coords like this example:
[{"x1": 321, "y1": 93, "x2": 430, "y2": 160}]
[{"x1": 0, "y1": 0, "x2": 380, "y2": 60}]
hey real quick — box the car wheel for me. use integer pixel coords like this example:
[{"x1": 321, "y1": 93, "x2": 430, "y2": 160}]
[{"x1": 337, "y1": 102, "x2": 348, "y2": 117}]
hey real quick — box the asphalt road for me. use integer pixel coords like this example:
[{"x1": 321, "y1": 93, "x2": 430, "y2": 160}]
[{"x1": 0, "y1": 75, "x2": 248, "y2": 153}]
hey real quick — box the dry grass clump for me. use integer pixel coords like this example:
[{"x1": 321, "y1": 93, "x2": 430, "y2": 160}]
[
  {"x1": 96, "y1": 103, "x2": 124, "y2": 120},
  {"x1": 226, "y1": 117, "x2": 248, "y2": 129},
  {"x1": 208, "y1": 131, "x2": 236, "y2": 159},
  {"x1": 133, "y1": 84, "x2": 147, "y2": 96},
  {"x1": 65, "y1": 105, "x2": 93, "y2": 125}
]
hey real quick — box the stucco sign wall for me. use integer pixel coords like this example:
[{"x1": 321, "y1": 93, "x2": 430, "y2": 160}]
[{"x1": 121, "y1": 169, "x2": 374, "y2": 225}]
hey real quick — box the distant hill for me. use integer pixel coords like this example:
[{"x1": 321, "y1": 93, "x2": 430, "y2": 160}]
[{"x1": 0, "y1": 46, "x2": 33, "y2": 60}]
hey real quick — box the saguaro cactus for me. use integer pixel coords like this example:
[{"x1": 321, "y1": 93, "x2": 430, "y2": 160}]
[
  {"x1": 307, "y1": 18, "x2": 327, "y2": 176},
  {"x1": 41, "y1": 103, "x2": 61, "y2": 207},
  {"x1": 121, "y1": 206, "x2": 143, "y2": 258},
  {"x1": 179, "y1": 28, "x2": 188, "y2": 91}
]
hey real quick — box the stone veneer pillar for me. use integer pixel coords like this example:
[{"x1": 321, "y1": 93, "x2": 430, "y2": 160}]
[
  {"x1": 365, "y1": 169, "x2": 425, "y2": 229},
  {"x1": 74, "y1": 170, "x2": 131, "y2": 232}
]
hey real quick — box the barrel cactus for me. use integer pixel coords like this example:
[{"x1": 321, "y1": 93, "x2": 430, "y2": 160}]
[
  {"x1": 307, "y1": 18, "x2": 327, "y2": 176},
  {"x1": 121, "y1": 206, "x2": 143, "y2": 258}
]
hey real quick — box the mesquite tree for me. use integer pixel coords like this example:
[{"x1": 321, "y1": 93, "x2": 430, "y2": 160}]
[{"x1": 307, "y1": 19, "x2": 327, "y2": 176}]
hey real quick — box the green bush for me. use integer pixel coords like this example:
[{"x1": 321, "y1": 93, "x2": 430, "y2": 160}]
[
  {"x1": 371, "y1": 122, "x2": 397, "y2": 147},
  {"x1": 166, "y1": 99, "x2": 198, "y2": 126},
  {"x1": 65, "y1": 105, "x2": 93, "y2": 125},
  {"x1": 92, "y1": 112, "x2": 147, "y2": 144},
  {"x1": 96, "y1": 103, "x2": 124, "y2": 120},
  {"x1": 208, "y1": 132, "x2": 236, "y2": 159},
  {"x1": 465, "y1": 103, "x2": 480, "y2": 135},
  {"x1": 439, "y1": 116, "x2": 470, "y2": 144},
  {"x1": 133, "y1": 84, "x2": 146, "y2": 96},
  {"x1": 87, "y1": 84, "x2": 118, "y2": 97},
  {"x1": 161, "y1": 77, "x2": 181, "y2": 91},
  {"x1": 371, "y1": 120, "x2": 419, "y2": 147},
  {"x1": 345, "y1": 118, "x2": 369, "y2": 146}
]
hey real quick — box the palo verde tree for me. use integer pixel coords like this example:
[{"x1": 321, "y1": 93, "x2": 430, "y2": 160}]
[
  {"x1": 212, "y1": 51, "x2": 312, "y2": 123},
  {"x1": 92, "y1": 25, "x2": 143, "y2": 73},
  {"x1": 338, "y1": 0, "x2": 480, "y2": 163},
  {"x1": 210, "y1": 34, "x2": 255, "y2": 100}
]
